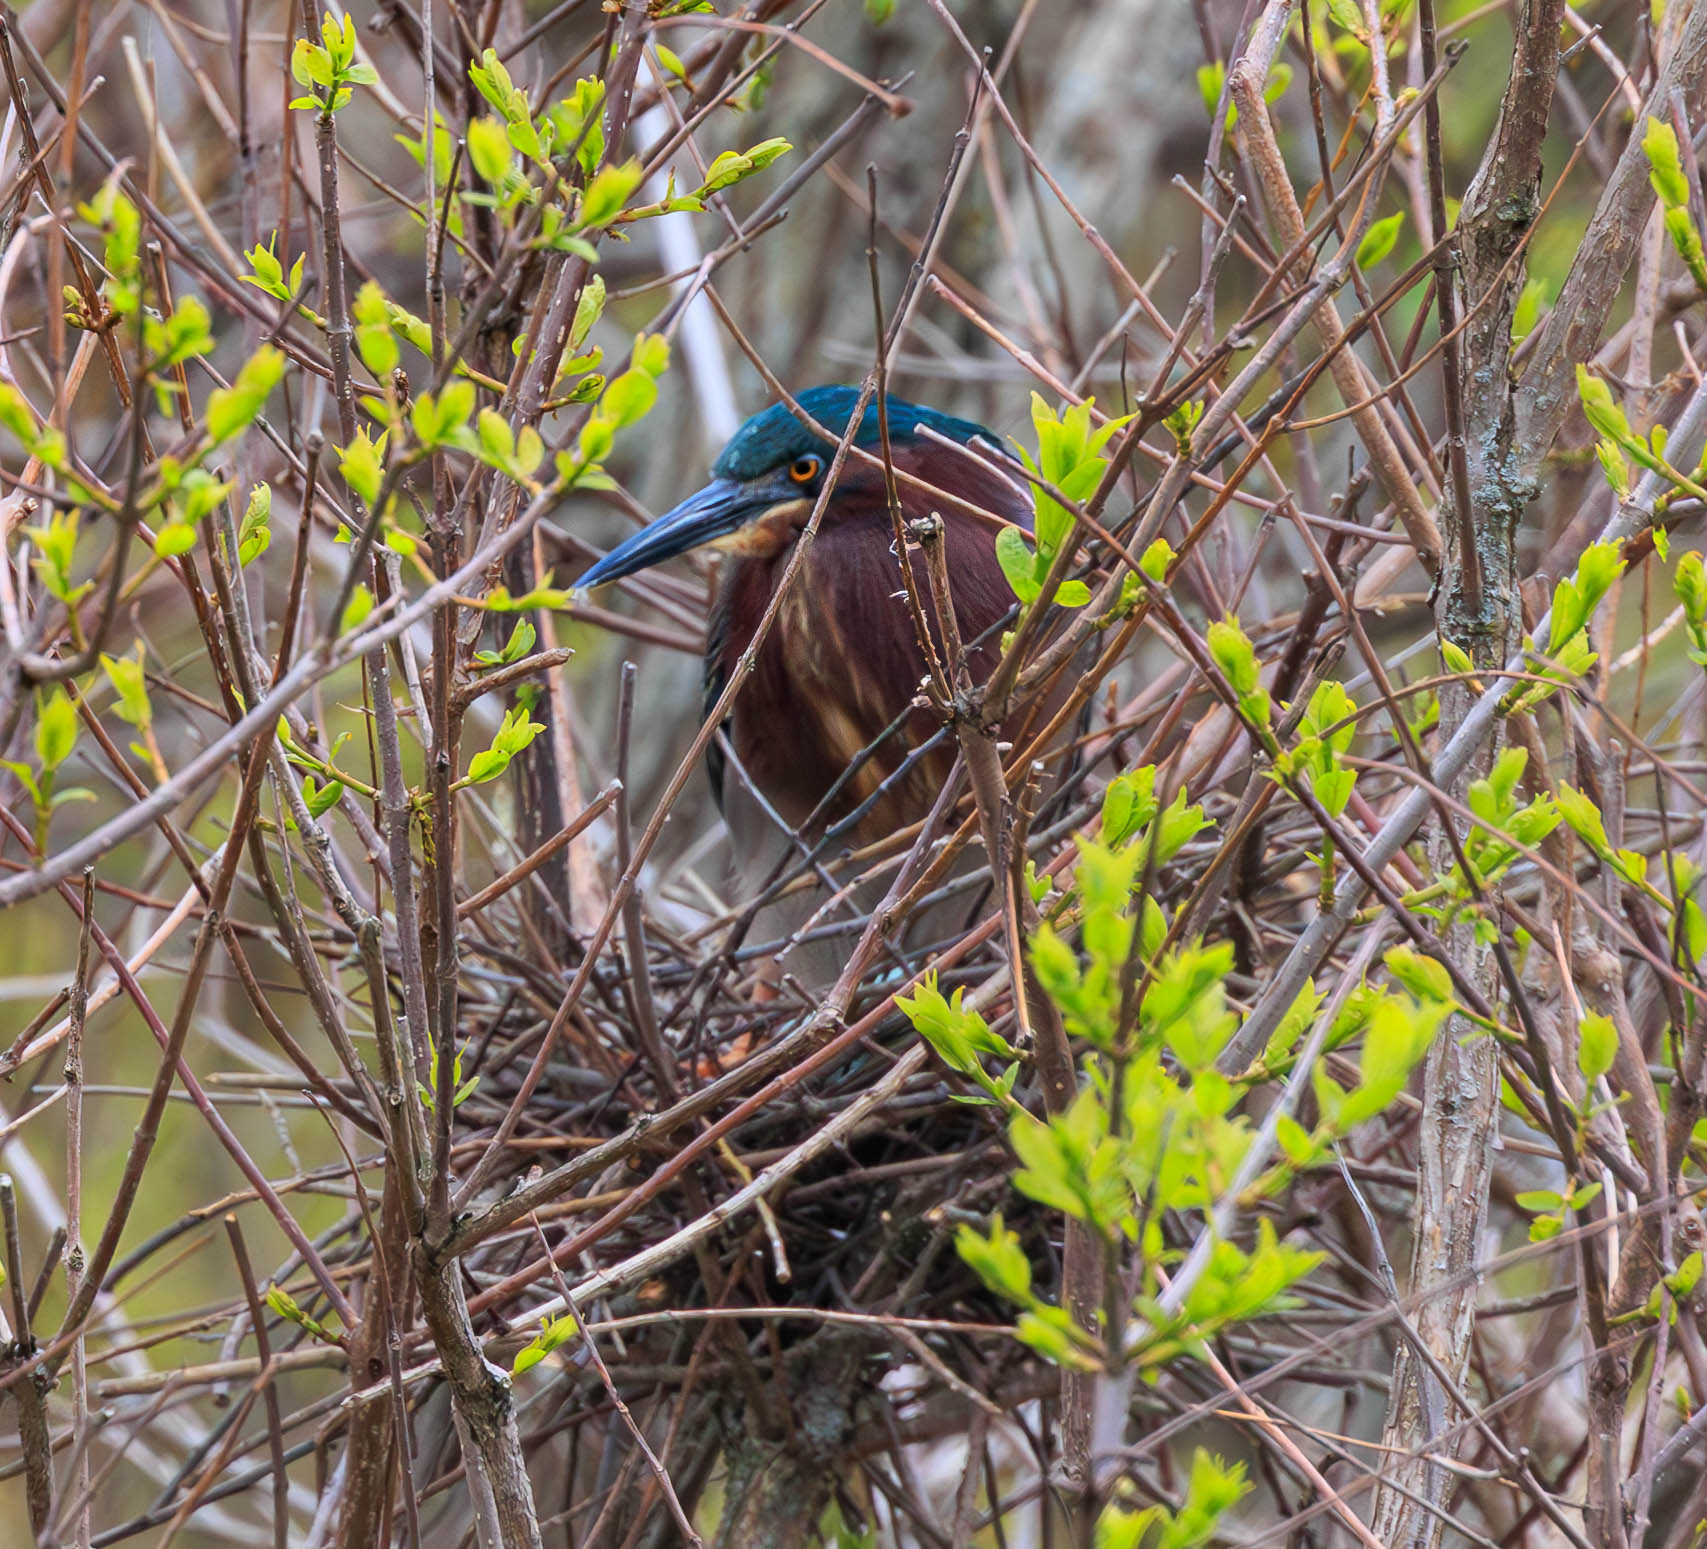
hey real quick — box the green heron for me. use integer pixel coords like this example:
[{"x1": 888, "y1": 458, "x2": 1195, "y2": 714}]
[{"x1": 575, "y1": 386, "x2": 1040, "y2": 973}]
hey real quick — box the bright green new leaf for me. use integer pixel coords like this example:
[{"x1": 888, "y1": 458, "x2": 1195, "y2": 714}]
[
  {"x1": 155, "y1": 522, "x2": 197, "y2": 558},
  {"x1": 954, "y1": 1215, "x2": 1032, "y2": 1303},
  {"x1": 207, "y1": 345, "x2": 286, "y2": 444},
  {"x1": 1643, "y1": 116, "x2": 1692, "y2": 210},
  {"x1": 100, "y1": 645, "x2": 152, "y2": 730},
  {"x1": 601, "y1": 368, "x2": 657, "y2": 428},
  {"x1": 1577, "y1": 1010, "x2": 1617, "y2": 1085},
  {"x1": 1557, "y1": 782, "x2": 1611, "y2": 858},
  {"x1": 577, "y1": 160, "x2": 644, "y2": 229},
  {"x1": 1576, "y1": 366, "x2": 1630, "y2": 443},
  {"x1": 1356, "y1": 212, "x2": 1404, "y2": 270},
  {"x1": 35, "y1": 688, "x2": 77, "y2": 773},
  {"x1": 467, "y1": 116, "x2": 513, "y2": 186},
  {"x1": 340, "y1": 584, "x2": 374, "y2": 635}
]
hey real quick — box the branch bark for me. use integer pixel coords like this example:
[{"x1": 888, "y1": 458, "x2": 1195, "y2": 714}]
[{"x1": 1371, "y1": 5, "x2": 1566, "y2": 1545}]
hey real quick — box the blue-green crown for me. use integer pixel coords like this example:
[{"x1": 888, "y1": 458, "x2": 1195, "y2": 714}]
[{"x1": 712, "y1": 386, "x2": 997, "y2": 481}]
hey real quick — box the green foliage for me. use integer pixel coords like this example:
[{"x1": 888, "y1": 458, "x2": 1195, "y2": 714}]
[
  {"x1": 290, "y1": 10, "x2": 377, "y2": 113},
  {"x1": 1642, "y1": 116, "x2": 1707, "y2": 291},
  {"x1": 1356, "y1": 211, "x2": 1404, "y2": 271},
  {"x1": 98, "y1": 644, "x2": 162, "y2": 771},
  {"x1": 899, "y1": 764, "x2": 1442, "y2": 1387},
  {"x1": 458, "y1": 50, "x2": 787, "y2": 247},
  {"x1": 1512, "y1": 276, "x2": 1548, "y2": 343},
  {"x1": 265, "y1": 1284, "x2": 343, "y2": 1345},
  {"x1": 1493, "y1": 537, "x2": 1630, "y2": 714},
  {"x1": 338, "y1": 427, "x2": 387, "y2": 508},
  {"x1": 22, "y1": 509, "x2": 93, "y2": 611},
  {"x1": 1273, "y1": 679, "x2": 1358, "y2": 818},
  {"x1": 81, "y1": 179, "x2": 143, "y2": 316},
  {"x1": 1312, "y1": 991, "x2": 1447, "y2": 1131},
  {"x1": 1095, "y1": 1450, "x2": 1248, "y2": 1548},
  {"x1": 460, "y1": 705, "x2": 547, "y2": 789},
  {"x1": 237, "y1": 484, "x2": 273, "y2": 567},
  {"x1": 1678, "y1": 551, "x2": 1707, "y2": 667},
  {"x1": 1206, "y1": 617, "x2": 1271, "y2": 734},
  {"x1": 1547, "y1": 540, "x2": 1626, "y2": 655},
  {"x1": 1578, "y1": 366, "x2": 1707, "y2": 516},
  {"x1": 2, "y1": 688, "x2": 94, "y2": 855},
  {"x1": 513, "y1": 1311, "x2": 578, "y2": 1376},
  {"x1": 895, "y1": 975, "x2": 1020, "y2": 1107},
  {"x1": 300, "y1": 774, "x2": 344, "y2": 819},
  {"x1": 999, "y1": 395, "x2": 1131, "y2": 610},
  {"x1": 208, "y1": 346, "x2": 286, "y2": 445},
  {"x1": 99, "y1": 645, "x2": 151, "y2": 732},
  {"x1": 242, "y1": 234, "x2": 309, "y2": 312},
  {"x1": 340, "y1": 583, "x2": 374, "y2": 636},
  {"x1": 418, "y1": 1041, "x2": 480, "y2": 1113},
  {"x1": 1164, "y1": 399, "x2": 1203, "y2": 456},
  {"x1": 1100, "y1": 767, "x2": 1207, "y2": 861},
  {"x1": 1408, "y1": 746, "x2": 1560, "y2": 910},
  {"x1": 556, "y1": 333, "x2": 670, "y2": 489},
  {"x1": 474, "y1": 619, "x2": 538, "y2": 669},
  {"x1": 1517, "y1": 1180, "x2": 1602, "y2": 1243},
  {"x1": 1578, "y1": 1011, "x2": 1617, "y2": 1086}
]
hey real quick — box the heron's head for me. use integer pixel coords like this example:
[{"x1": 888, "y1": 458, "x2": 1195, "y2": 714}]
[{"x1": 573, "y1": 386, "x2": 999, "y2": 587}]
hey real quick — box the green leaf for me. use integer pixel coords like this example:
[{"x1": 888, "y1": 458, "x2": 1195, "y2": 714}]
[
  {"x1": 467, "y1": 116, "x2": 512, "y2": 186},
  {"x1": 155, "y1": 522, "x2": 197, "y2": 558},
  {"x1": 1664, "y1": 204, "x2": 1707, "y2": 291},
  {"x1": 0, "y1": 382, "x2": 38, "y2": 445},
  {"x1": 1196, "y1": 61, "x2": 1226, "y2": 122},
  {"x1": 1207, "y1": 617, "x2": 1270, "y2": 730},
  {"x1": 569, "y1": 275, "x2": 607, "y2": 354},
  {"x1": 1512, "y1": 276, "x2": 1547, "y2": 343},
  {"x1": 352, "y1": 282, "x2": 399, "y2": 379},
  {"x1": 1356, "y1": 211, "x2": 1404, "y2": 270},
  {"x1": 513, "y1": 1311, "x2": 579, "y2": 1376},
  {"x1": 1326, "y1": 0, "x2": 1365, "y2": 33},
  {"x1": 292, "y1": 38, "x2": 331, "y2": 89},
  {"x1": 1576, "y1": 366, "x2": 1631, "y2": 443},
  {"x1": 302, "y1": 775, "x2": 344, "y2": 818},
  {"x1": 1643, "y1": 116, "x2": 1692, "y2": 210},
  {"x1": 1666, "y1": 1250, "x2": 1703, "y2": 1299},
  {"x1": 995, "y1": 525, "x2": 1040, "y2": 602},
  {"x1": 577, "y1": 159, "x2": 644, "y2": 229},
  {"x1": 100, "y1": 645, "x2": 152, "y2": 730},
  {"x1": 1594, "y1": 437, "x2": 1631, "y2": 500},
  {"x1": 1548, "y1": 540, "x2": 1626, "y2": 654},
  {"x1": 1140, "y1": 538, "x2": 1174, "y2": 583},
  {"x1": 1557, "y1": 782, "x2": 1611, "y2": 858},
  {"x1": 600, "y1": 368, "x2": 657, "y2": 429},
  {"x1": 954, "y1": 1215, "x2": 1032, "y2": 1304},
  {"x1": 238, "y1": 483, "x2": 273, "y2": 567},
  {"x1": 696, "y1": 138, "x2": 792, "y2": 198},
  {"x1": 35, "y1": 688, "x2": 77, "y2": 773},
  {"x1": 207, "y1": 345, "x2": 286, "y2": 443},
  {"x1": 338, "y1": 427, "x2": 387, "y2": 508},
  {"x1": 340, "y1": 583, "x2": 374, "y2": 635},
  {"x1": 1578, "y1": 1010, "x2": 1617, "y2": 1085}
]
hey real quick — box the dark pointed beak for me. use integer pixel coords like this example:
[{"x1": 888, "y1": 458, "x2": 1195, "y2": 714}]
[{"x1": 574, "y1": 478, "x2": 752, "y2": 589}]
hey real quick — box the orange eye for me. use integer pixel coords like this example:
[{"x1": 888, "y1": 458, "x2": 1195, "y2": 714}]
[{"x1": 788, "y1": 457, "x2": 819, "y2": 484}]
